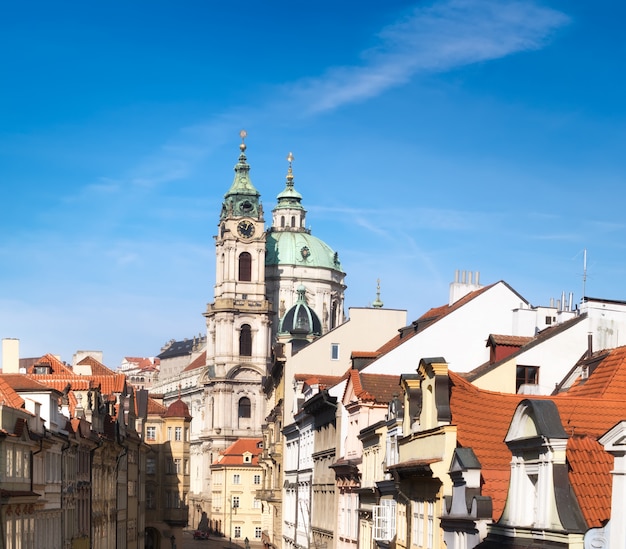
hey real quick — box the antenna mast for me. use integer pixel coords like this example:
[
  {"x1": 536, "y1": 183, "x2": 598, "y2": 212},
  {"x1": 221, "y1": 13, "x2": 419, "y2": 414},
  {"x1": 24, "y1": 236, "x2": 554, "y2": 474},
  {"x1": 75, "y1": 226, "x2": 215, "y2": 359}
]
[{"x1": 582, "y1": 249, "x2": 587, "y2": 299}]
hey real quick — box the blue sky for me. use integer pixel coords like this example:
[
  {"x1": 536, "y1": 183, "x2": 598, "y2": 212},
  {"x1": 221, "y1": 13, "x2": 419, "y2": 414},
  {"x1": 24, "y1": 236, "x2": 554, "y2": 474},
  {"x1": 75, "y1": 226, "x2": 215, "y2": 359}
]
[{"x1": 1, "y1": 0, "x2": 625, "y2": 367}]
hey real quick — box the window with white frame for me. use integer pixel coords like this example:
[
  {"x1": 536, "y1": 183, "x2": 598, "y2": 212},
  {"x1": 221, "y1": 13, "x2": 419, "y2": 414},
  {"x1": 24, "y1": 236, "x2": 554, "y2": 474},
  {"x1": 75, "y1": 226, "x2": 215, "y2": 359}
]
[
  {"x1": 412, "y1": 501, "x2": 424, "y2": 545},
  {"x1": 373, "y1": 499, "x2": 396, "y2": 541},
  {"x1": 254, "y1": 474, "x2": 261, "y2": 484},
  {"x1": 232, "y1": 496, "x2": 240, "y2": 508},
  {"x1": 427, "y1": 501, "x2": 435, "y2": 549},
  {"x1": 255, "y1": 527, "x2": 262, "y2": 539},
  {"x1": 175, "y1": 427, "x2": 182, "y2": 441},
  {"x1": 331, "y1": 343, "x2": 340, "y2": 360},
  {"x1": 234, "y1": 526, "x2": 242, "y2": 538},
  {"x1": 253, "y1": 498, "x2": 261, "y2": 508},
  {"x1": 233, "y1": 474, "x2": 241, "y2": 485}
]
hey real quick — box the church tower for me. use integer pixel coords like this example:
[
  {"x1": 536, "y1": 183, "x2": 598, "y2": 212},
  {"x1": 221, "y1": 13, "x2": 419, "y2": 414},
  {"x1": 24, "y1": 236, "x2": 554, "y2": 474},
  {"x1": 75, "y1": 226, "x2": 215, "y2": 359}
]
[
  {"x1": 265, "y1": 153, "x2": 346, "y2": 341},
  {"x1": 202, "y1": 131, "x2": 271, "y2": 452}
]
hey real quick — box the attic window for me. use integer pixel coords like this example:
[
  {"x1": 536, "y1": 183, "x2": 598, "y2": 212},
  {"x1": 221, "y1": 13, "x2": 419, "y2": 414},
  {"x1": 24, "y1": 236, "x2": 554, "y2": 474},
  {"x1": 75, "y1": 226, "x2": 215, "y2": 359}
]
[
  {"x1": 516, "y1": 365, "x2": 539, "y2": 392},
  {"x1": 244, "y1": 453, "x2": 252, "y2": 463},
  {"x1": 33, "y1": 364, "x2": 51, "y2": 374}
]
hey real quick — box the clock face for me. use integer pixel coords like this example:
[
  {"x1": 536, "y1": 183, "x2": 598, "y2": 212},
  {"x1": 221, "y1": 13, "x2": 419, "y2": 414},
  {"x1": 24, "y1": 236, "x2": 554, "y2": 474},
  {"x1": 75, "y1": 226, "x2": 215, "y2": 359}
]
[{"x1": 237, "y1": 220, "x2": 255, "y2": 239}]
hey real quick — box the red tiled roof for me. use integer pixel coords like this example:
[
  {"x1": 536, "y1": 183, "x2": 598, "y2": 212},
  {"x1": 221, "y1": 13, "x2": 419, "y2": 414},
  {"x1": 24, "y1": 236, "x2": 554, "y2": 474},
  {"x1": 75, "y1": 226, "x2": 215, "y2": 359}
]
[
  {"x1": 147, "y1": 397, "x2": 168, "y2": 416},
  {"x1": 567, "y1": 435, "x2": 613, "y2": 528},
  {"x1": 347, "y1": 370, "x2": 400, "y2": 404},
  {"x1": 566, "y1": 346, "x2": 626, "y2": 398},
  {"x1": 77, "y1": 355, "x2": 117, "y2": 376},
  {"x1": 418, "y1": 283, "x2": 495, "y2": 324},
  {"x1": 449, "y1": 370, "x2": 626, "y2": 525},
  {"x1": 182, "y1": 351, "x2": 207, "y2": 372},
  {"x1": 0, "y1": 376, "x2": 25, "y2": 409},
  {"x1": 356, "y1": 284, "x2": 502, "y2": 364},
  {"x1": 351, "y1": 351, "x2": 378, "y2": 359},
  {"x1": 163, "y1": 397, "x2": 191, "y2": 419},
  {"x1": 25, "y1": 354, "x2": 74, "y2": 375},
  {"x1": 0, "y1": 374, "x2": 58, "y2": 393},
  {"x1": 295, "y1": 373, "x2": 346, "y2": 389},
  {"x1": 449, "y1": 372, "x2": 524, "y2": 520},
  {"x1": 125, "y1": 357, "x2": 160, "y2": 370},
  {"x1": 213, "y1": 438, "x2": 262, "y2": 466},
  {"x1": 486, "y1": 334, "x2": 533, "y2": 347}
]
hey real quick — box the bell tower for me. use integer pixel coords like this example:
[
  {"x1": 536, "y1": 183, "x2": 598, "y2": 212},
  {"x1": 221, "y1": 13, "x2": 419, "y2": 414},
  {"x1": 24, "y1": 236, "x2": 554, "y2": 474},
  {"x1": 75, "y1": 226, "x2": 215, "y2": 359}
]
[{"x1": 202, "y1": 130, "x2": 271, "y2": 451}]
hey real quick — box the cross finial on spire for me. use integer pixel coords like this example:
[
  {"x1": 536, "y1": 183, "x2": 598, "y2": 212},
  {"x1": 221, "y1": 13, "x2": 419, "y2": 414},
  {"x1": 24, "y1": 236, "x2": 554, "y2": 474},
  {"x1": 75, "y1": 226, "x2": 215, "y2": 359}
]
[
  {"x1": 239, "y1": 129, "x2": 247, "y2": 152},
  {"x1": 178, "y1": 383, "x2": 182, "y2": 399},
  {"x1": 286, "y1": 151, "x2": 295, "y2": 186}
]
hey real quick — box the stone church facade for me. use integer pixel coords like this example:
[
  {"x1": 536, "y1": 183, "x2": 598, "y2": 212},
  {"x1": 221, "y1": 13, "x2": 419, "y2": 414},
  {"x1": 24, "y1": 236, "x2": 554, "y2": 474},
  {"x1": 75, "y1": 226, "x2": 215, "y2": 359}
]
[{"x1": 174, "y1": 132, "x2": 346, "y2": 526}]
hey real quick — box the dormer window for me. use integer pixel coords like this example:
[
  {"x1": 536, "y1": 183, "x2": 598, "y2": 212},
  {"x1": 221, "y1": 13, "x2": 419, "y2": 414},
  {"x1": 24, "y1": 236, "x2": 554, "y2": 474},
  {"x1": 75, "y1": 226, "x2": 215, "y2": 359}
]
[
  {"x1": 243, "y1": 452, "x2": 252, "y2": 463},
  {"x1": 33, "y1": 364, "x2": 51, "y2": 375}
]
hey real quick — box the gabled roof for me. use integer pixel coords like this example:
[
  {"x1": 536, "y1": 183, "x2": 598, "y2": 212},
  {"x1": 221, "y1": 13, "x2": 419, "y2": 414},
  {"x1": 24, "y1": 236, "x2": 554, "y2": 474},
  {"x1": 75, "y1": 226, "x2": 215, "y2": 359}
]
[
  {"x1": 416, "y1": 283, "x2": 501, "y2": 329},
  {"x1": 124, "y1": 357, "x2": 160, "y2": 371},
  {"x1": 567, "y1": 435, "x2": 612, "y2": 527},
  {"x1": 213, "y1": 438, "x2": 262, "y2": 466},
  {"x1": 449, "y1": 369, "x2": 626, "y2": 526},
  {"x1": 0, "y1": 373, "x2": 59, "y2": 394},
  {"x1": 565, "y1": 345, "x2": 626, "y2": 398},
  {"x1": 294, "y1": 373, "x2": 346, "y2": 390},
  {"x1": 77, "y1": 355, "x2": 118, "y2": 376},
  {"x1": 182, "y1": 351, "x2": 207, "y2": 372},
  {"x1": 25, "y1": 354, "x2": 74, "y2": 375},
  {"x1": 486, "y1": 334, "x2": 533, "y2": 347},
  {"x1": 0, "y1": 376, "x2": 25, "y2": 409},
  {"x1": 147, "y1": 397, "x2": 168, "y2": 416},
  {"x1": 465, "y1": 313, "x2": 588, "y2": 382},
  {"x1": 344, "y1": 369, "x2": 400, "y2": 404}
]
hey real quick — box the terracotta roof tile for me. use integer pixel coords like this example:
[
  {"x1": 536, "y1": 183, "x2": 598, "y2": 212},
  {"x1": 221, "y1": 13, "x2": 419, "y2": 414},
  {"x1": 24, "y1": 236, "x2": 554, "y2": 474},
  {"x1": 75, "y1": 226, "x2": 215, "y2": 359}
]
[
  {"x1": 77, "y1": 355, "x2": 117, "y2": 376},
  {"x1": 25, "y1": 354, "x2": 74, "y2": 375},
  {"x1": 0, "y1": 376, "x2": 25, "y2": 409},
  {"x1": 486, "y1": 334, "x2": 534, "y2": 347},
  {"x1": 164, "y1": 397, "x2": 192, "y2": 419},
  {"x1": 449, "y1": 370, "x2": 626, "y2": 525},
  {"x1": 147, "y1": 397, "x2": 168, "y2": 416},
  {"x1": 567, "y1": 435, "x2": 613, "y2": 527},
  {"x1": 182, "y1": 351, "x2": 207, "y2": 372},
  {"x1": 295, "y1": 373, "x2": 347, "y2": 389},
  {"x1": 566, "y1": 346, "x2": 626, "y2": 398},
  {"x1": 357, "y1": 372, "x2": 401, "y2": 404},
  {"x1": 1, "y1": 374, "x2": 58, "y2": 393},
  {"x1": 213, "y1": 438, "x2": 262, "y2": 466}
]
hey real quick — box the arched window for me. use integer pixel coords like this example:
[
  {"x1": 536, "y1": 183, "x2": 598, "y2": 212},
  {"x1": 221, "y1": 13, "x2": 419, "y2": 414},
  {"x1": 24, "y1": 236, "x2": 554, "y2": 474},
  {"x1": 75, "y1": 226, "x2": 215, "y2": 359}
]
[
  {"x1": 291, "y1": 216, "x2": 295, "y2": 227},
  {"x1": 239, "y1": 324, "x2": 252, "y2": 356},
  {"x1": 238, "y1": 397, "x2": 251, "y2": 418},
  {"x1": 281, "y1": 216, "x2": 285, "y2": 228},
  {"x1": 239, "y1": 252, "x2": 251, "y2": 281}
]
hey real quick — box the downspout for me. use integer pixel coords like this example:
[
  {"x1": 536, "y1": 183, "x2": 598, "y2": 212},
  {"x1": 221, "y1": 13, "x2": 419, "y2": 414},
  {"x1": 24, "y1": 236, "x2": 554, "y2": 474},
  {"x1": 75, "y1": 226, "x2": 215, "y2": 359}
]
[
  {"x1": 115, "y1": 423, "x2": 129, "y2": 549},
  {"x1": 61, "y1": 434, "x2": 72, "y2": 549},
  {"x1": 89, "y1": 437, "x2": 104, "y2": 549},
  {"x1": 31, "y1": 426, "x2": 46, "y2": 492}
]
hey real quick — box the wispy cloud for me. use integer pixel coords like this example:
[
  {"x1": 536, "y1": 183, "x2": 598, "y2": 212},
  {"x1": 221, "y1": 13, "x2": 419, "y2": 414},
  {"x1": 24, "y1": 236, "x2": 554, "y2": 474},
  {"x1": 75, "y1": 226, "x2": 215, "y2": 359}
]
[
  {"x1": 80, "y1": 1, "x2": 569, "y2": 196},
  {"x1": 285, "y1": 0, "x2": 569, "y2": 114}
]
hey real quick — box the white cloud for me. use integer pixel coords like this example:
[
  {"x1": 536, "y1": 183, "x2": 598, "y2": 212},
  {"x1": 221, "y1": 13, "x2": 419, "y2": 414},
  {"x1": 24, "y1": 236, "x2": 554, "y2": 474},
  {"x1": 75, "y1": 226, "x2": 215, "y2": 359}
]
[{"x1": 285, "y1": 0, "x2": 568, "y2": 114}]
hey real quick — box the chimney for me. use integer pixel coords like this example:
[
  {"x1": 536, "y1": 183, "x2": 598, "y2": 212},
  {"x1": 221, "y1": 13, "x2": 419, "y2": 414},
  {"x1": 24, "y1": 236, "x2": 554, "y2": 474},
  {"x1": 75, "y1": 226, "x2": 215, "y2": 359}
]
[{"x1": 2, "y1": 338, "x2": 20, "y2": 374}]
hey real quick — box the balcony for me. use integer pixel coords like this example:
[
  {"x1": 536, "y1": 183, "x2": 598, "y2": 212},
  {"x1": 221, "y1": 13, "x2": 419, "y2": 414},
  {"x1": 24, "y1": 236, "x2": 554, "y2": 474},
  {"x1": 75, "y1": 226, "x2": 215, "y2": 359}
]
[
  {"x1": 164, "y1": 506, "x2": 189, "y2": 526},
  {"x1": 256, "y1": 489, "x2": 281, "y2": 503}
]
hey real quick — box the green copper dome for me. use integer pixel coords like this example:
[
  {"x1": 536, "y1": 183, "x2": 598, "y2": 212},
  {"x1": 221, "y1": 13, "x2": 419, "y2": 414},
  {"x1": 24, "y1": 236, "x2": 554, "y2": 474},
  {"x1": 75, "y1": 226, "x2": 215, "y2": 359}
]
[
  {"x1": 265, "y1": 230, "x2": 342, "y2": 271},
  {"x1": 279, "y1": 285, "x2": 322, "y2": 336},
  {"x1": 220, "y1": 131, "x2": 262, "y2": 221}
]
